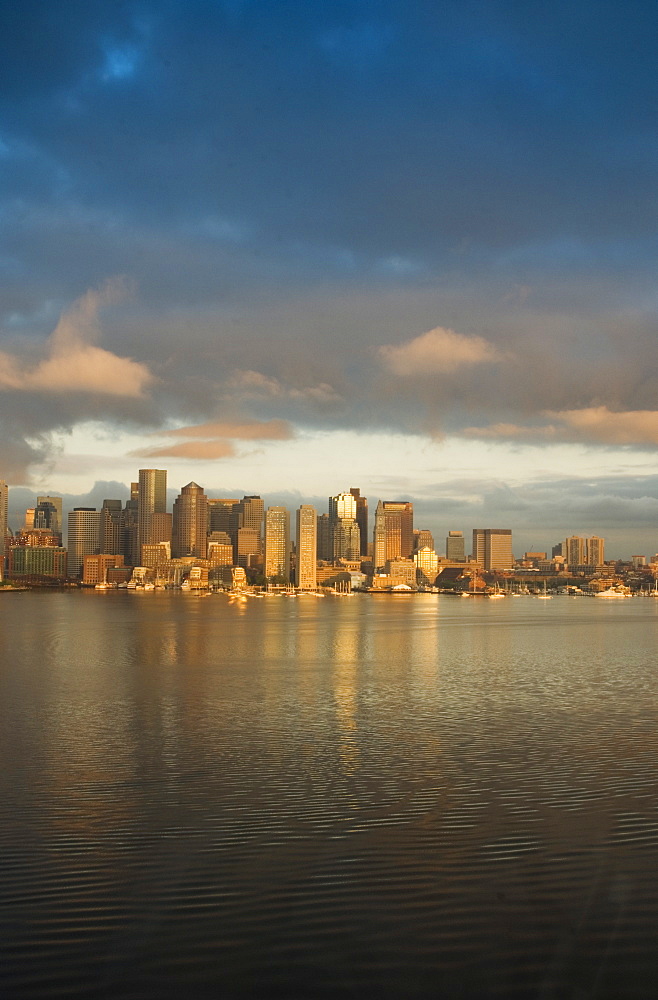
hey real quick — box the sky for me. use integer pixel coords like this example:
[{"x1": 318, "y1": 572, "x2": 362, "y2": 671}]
[{"x1": 2, "y1": 0, "x2": 658, "y2": 557}]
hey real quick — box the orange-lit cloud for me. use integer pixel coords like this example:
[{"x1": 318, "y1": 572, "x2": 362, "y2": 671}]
[
  {"x1": 227, "y1": 369, "x2": 343, "y2": 405},
  {"x1": 462, "y1": 406, "x2": 658, "y2": 446},
  {"x1": 0, "y1": 280, "x2": 154, "y2": 398},
  {"x1": 159, "y1": 418, "x2": 293, "y2": 440},
  {"x1": 136, "y1": 440, "x2": 237, "y2": 460},
  {"x1": 379, "y1": 326, "x2": 503, "y2": 376}
]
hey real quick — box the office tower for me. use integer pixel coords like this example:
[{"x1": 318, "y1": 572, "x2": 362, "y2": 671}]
[
  {"x1": 234, "y1": 496, "x2": 263, "y2": 566},
  {"x1": 414, "y1": 546, "x2": 438, "y2": 584},
  {"x1": 98, "y1": 499, "x2": 123, "y2": 554},
  {"x1": 564, "y1": 536, "x2": 586, "y2": 570},
  {"x1": 23, "y1": 508, "x2": 35, "y2": 530},
  {"x1": 122, "y1": 489, "x2": 139, "y2": 566},
  {"x1": 587, "y1": 536, "x2": 605, "y2": 566},
  {"x1": 414, "y1": 529, "x2": 434, "y2": 552},
  {"x1": 472, "y1": 528, "x2": 513, "y2": 571},
  {"x1": 172, "y1": 482, "x2": 208, "y2": 558},
  {"x1": 0, "y1": 480, "x2": 7, "y2": 574},
  {"x1": 37, "y1": 496, "x2": 62, "y2": 533},
  {"x1": 446, "y1": 530, "x2": 465, "y2": 561},
  {"x1": 316, "y1": 513, "x2": 332, "y2": 560},
  {"x1": 207, "y1": 498, "x2": 240, "y2": 536},
  {"x1": 373, "y1": 500, "x2": 414, "y2": 569},
  {"x1": 67, "y1": 508, "x2": 100, "y2": 578},
  {"x1": 329, "y1": 491, "x2": 361, "y2": 560},
  {"x1": 264, "y1": 506, "x2": 291, "y2": 582},
  {"x1": 207, "y1": 532, "x2": 233, "y2": 567},
  {"x1": 350, "y1": 488, "x2": 369, "y2": 557},
  {"x1": 296, "y1": 505, "x2": 317, "y2": 589},
  {"x1": 137, "y1": 469, "x2": 167, "y2": 555}
]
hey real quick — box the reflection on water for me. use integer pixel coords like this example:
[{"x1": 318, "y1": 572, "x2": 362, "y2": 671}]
[{"x1": 2, "y1": 592, "x2": 658, "y2": 998}]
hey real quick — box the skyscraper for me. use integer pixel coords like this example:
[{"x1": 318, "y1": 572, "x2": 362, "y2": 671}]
[
  {"x1": 329, "y1": 491, "x2": 360, "y2": 560},
  {"x1": 137, "y1": 469, "x2": 167, "y2": 555},
  {"x1": 264, "y1": 506, "x2": 290, "y2": 582},
  {"x1": 446, "y1": 530, "x2": 465, "y2": 561},
  {"x1": 350, "y1": 488, "x2": 369, "y2": 557},
  {"x1": 296, "y1": 505, "x2": 317, "y2": 590},
  {"x1": 172, "y1": 482, "x2": 208, "y2": 558},
  {"x1": 98, "y1": 499, "x2": 123, "y2": 554},
  {"x1": 587, "y1": 536, "x2": 605, "y2": 566},
  {"x1": 36, "y1": 496, "x2": 62, "y2": 536},
  {"x1": 472, "y1": 529, "x2": 513, "y2": 571},
  {"x1": 67, "y1": 508, "x2": 100, "y2": 578},
  {"x1": 373, "y1": 501, "x2": 414, "y2": 569},
  {"x1": 234, "y1": 496, "x2": 264, "y2": 567}
]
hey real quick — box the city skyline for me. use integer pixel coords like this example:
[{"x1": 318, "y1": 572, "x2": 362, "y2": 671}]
[
  {"x1": 2, "y1": 4, "x2": 658, "y2": 559},
  {"x1": 2, "y1": 470, "x2": 656, "y2": 565}
]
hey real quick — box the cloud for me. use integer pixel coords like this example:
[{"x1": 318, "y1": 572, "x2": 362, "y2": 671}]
[
  {"x1": 462, "y1": 407, "x2": 658, "y2": 447},
  {"x1": 133, "y1": 416, "x2": 294, "y2": 461},
  {"x1": 0, "y1": 280, "x2": 154, "y2": 398},
  {"x1": 378, "y1": 326, "x2": 504, "y2": 377},
  {"x1": 158, "y1": 418, "x2": 293, "y2": 441},
  {"x1": 136, "y1": 440, "x2": 237, "y2": 460},
  {"x1": 226, "y1": 370, "x2": 343, "y2": 406}
]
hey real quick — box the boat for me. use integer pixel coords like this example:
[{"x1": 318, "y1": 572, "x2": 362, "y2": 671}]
[
  {"x1": 536, "y1": 581, "x2": 552, "y2": 599},
  {"x1": 594, "y1": 585, "x2": 631, "y2": 598}
]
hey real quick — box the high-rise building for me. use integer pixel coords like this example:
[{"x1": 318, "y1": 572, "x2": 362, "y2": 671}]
[
  {"x1": 67, "y1": 508, "x2": 100, "y2": 578},
  {"x1": 172, "y1": 482, "x2": 208, "y2": 558},
  {"x1": 98, "y1": 499, "x2": 123, "y2": 555},
  {"x1": 564, "y1": 535, "x2": 586, "y2": 570},
  {"x1": 446, "y1": 530, "x2": 465, "y2": 561},
  {"x1": 350, "y1": 488, "x2": 369, "y2": 557},
  {"x1": 414, "y1": 529, "x2": 434, "y2": 552},
  {"x1": 234, "y1": 496, "x2": 263, "y2": 566},
  {"x1": 264, "y1": 506, "x2": 290, "y2": 582},
  {"x1": 121, "y1": 487, "x2": 139, "y2": 566},
  {"x1": 316, "y1": 513, "x2": 332, "y2": 560},
  {"x1": 0, "y1": 480, "x2": 7, "y2": 574},
  {"x1": 587, "y1": 536, "x2": 605, "y2": 566},
  {"x1": 36, "y1": 496, "x2": 62, "y2": 535},
  {"x1": 472, "y1": 528, "x2": 513, "y2": 571},
  {"x1": 137, "y1": 469, "x2": 167, "y2": 555},
  {"x1": 207, "y1": 498, "x2": 240, "y2": 537},
  {"x1": 373, "y1": 501, "x2": 414, "y2": 569},
  {"x1": 296, "y1": 505, "x2": 317, "y2": 590},
  {"x1": 329, "y1": 491, "x2": 361, "y2": 560}
]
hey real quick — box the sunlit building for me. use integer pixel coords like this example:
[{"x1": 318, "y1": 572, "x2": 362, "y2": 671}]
[
  {"x1": 296, "y1": 505, "x2": 317, "y2": 590},
  {"x1": 172, "y1": 482, "x2": 208, "y2": 559},
  {"x1": 67, "y1": 507, "x2": 100, "y2": 578},
  {"x1": 0, "y1": 480, "x2": 7, "y2": 570},
  {"x1": 264, "y1": 506, "x2": 290, "y2": 582},
  {"x1": 350, "y1": 488, "x2": 369, "y2": 557},
  {"x1": 137, "y1": 468, "x2": 167, "y2": 556},
  {"x1": 446, "y1": 530, "x2": 465, "y2": 561},
  {"x1": 472, "y1": 528, "x2": 513, "y2": 571},
  {"x1": 373, "y1": 500, "x2": 414, "y2": 569}
]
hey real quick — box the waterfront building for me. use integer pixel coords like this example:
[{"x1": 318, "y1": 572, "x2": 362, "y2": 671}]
[
  {"x1": 446, "y1": 530, "x2": 465, "y2": 561},
  {"x1": 8, "y1": 545, "x2": 68, "y2": 580},
  {"x1": 328, "y1": 492, "x2": 361, "y2": 560},
  {"x1": 140, "y1": 542, "x2": 171, "y2": 569},
  {"x1": 414, "y1": 546, "x2": 439, "y2": 584},
  {"x1": 83, "y1": 553, "x2": 125, "y2": 586},
  {"x1": 373, "y1": 501, "x2": 414, "y2": 569},
  {"x1": 472, "y1": 528, "x2": 513, "y2": 571},
  {"x1": 296, "y1": 505, "x2": 317, "y2": 590},
  {"x1": 67, "y1": 508, "x2": 100, "y2": 578},
  {"x1": 350, "y1": 488, "x2": 369, "y2": 557},
  {"x1": 414, "y1": 529, "x2": 434, "y2": 553},
  {"x1": 137, "y1": 469, "x2": 167, "y2": 556},
  {"x1": 264, "y1": 506, "x2": 291, "y2": 582},
  {"x1": 172, "y1": 482, "x2": 208, "y2": 559}
]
